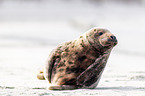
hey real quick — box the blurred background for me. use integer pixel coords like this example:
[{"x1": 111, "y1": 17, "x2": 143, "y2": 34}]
[
  {"x1": 0, "y1": 0, "x2": 145, "y2": 95},
  {"x1": 0, "y1": 0, "x2": 145, "y2": 53}
]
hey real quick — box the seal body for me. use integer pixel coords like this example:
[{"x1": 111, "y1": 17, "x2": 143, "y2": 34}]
[{"x1": 38, "y1": 27, "x2": 117, "y2": 90}]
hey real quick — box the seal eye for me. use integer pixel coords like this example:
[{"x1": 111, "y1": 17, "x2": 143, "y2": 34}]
[
  {"x1": 98, "y1": 32, "x2": 103, "y2": 36},
  {"x1": 94, "y1": 31, "x2": 103, "y2": 38}
]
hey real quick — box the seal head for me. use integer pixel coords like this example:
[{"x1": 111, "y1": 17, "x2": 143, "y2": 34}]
[{"x1": 85, "y1": 28, "x2": 117, "y2": 53}]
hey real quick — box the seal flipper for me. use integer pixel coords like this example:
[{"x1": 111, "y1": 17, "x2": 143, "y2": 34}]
[
  {"x1": 48, "y1": 85, "x2": 79, "y2": 90},
  {"x1": 76, "y1": 53, "x2": 109, "y2": 88},
  {"x1": 45, "y1": 48, "x2": 61, "y2": 83},
  {"x1": 37, "y1": 68, "x2": 45, "y2": 80}
]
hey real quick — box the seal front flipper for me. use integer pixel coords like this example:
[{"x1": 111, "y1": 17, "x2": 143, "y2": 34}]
[{"x1": 76, "y1": 53, "x2": 110, "y2": 88}]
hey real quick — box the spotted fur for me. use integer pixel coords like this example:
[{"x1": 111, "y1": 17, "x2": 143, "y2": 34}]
[{"x1": 37, "y1": 27, "x2": 117, "y2": 90}]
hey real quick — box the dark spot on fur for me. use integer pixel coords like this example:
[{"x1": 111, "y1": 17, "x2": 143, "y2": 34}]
[
  {"x1": 67, "y1": 42, "x2": 71, "y2": 45},
  {"x1": 58, "y1": 68, "x2": 64, "y2": 72},
  {"x1": 52, "y1": 56, "x2": 56, "y2": 59},
  {"x1": 89, "y1": 43, "x2": 92, "y2": 45},
  {"x1": 80, "y1": 43, "x2": 84, "y2": 47},
  {"x1": 64, "y1": 79, "x2": 76, "y2": 85},
  {"x1": 78, "y1": 56, "x2": 87, "y2": 62},
  {"x1": 66, "y1": 67, "x2": 71, "y2": 74},
  {"x1": 75, "y1": 52, "x2": 78, "y2": 55},
  {"x1": 56, "y1": 56, "x2": 60, "y2": 58},
  {"x1": 66, "y1": 67, "x2": 80, "y2": 74},
  {"x1": 64, "y1": 60, "x2": 66, "y2": 62},
  {"x1": 58, "y1": 46, "x2": 62, "y2": 48},
  {"x1": 53, "y1": 69, "x2": 57, "y2": 74},
  {"x1": 94, "y1": 29, "x2": 96, "y2": 31},
  {"x1": 57, "y1": 63, "x2": 66, "y2": 68},
  {"x1": 68, "y1": 62, "x2": 73, "y2": 65},
  {"x1": 65, "y1": 48, "x2": 69, "y2": 52}
]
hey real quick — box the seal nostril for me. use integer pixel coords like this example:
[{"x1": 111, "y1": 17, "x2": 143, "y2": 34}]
[
  {"x1": 110, "y1": 36, "x2": 114, "y2": 40},
  {"x1": 109, "y1": 35, "x2": 117, "y2": 43}
]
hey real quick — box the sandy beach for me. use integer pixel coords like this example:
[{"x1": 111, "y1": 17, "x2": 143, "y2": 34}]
[{"x1": 0, "y1": 46, "x2": 144, "y2": 96}]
